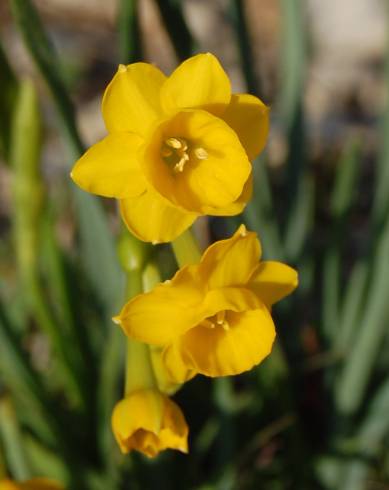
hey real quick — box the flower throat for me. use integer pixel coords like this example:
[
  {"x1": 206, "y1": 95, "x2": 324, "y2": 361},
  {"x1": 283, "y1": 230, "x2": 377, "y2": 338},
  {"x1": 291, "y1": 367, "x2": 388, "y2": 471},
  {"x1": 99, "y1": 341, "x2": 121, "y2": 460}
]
[{"x1": 161, "y1": 137, "x2": 208, "y2": 174}]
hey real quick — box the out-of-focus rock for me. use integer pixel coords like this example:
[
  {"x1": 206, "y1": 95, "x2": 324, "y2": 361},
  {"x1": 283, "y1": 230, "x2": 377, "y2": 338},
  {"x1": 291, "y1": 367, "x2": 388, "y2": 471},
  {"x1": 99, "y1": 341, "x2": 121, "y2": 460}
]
[
  {"x1": 34, "y1": 0, "x2": 117, "y2": 28},
  {"x1": 307, "y1": 0, "x2": 387, "y2": 117}
]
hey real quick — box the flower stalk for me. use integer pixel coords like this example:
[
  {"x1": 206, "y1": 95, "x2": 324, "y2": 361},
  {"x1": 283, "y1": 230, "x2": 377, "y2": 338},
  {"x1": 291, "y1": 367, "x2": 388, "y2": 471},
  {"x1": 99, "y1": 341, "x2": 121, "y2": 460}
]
[{"x1": 171, "y1": 228, "x2": 202, "y2": 267}]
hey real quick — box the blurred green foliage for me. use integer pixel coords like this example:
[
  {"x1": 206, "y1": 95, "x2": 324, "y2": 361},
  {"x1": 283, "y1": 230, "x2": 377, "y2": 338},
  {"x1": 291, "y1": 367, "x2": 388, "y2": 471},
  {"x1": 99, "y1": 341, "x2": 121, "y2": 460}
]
[{"x1": 1, "y1": 0, "x2": 389, "y2": 489}]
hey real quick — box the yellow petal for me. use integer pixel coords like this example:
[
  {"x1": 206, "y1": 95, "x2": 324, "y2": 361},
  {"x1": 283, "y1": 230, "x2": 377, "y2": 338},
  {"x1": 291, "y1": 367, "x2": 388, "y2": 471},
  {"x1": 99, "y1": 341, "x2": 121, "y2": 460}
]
[
  {"x1": 102, "y1": 63, "x2": 166, "y2": 136},
  {"x1": 161, "y1": 342, "x2": 196, "y2": 384},
  {"x1": 161, "y1": 53, "x2": 231, "y2": 116},
  {"x1": 202, "y1": 287, "x2": 262, "y2": 318},
  {"x1": 150, "y1": 346, "x2": 194, "y2": 394},
  {"x1": 116, "y1": 265, "x2": 204, "y2": 345},
  {"x1": 143, "y1": 110, "x2": 251, "y2": 212},
  {"x1": 162, "y1": 286, "x2": 262, "y2": 382},
  {"x1": 202, "y1": 174, "x2": 253, "y2": 216},
  {"x1": 198, "y1": 224, "x2": 261, "y2": 289},
  {"x1": 111, "y1": 390, "x2": 188, "y2": 457},
  {"x1": 248, "y1": 261, "x2": 298, "y2": 307},
  {"x1": 172, "y1": 306, "x2": 275, "y2": 377},
  {"x1": 120, "y1": 189, "x2": 197, "y2": 243},
  {"x1": 222, "y1": 94, "x2": 269, "y2": 160},
  {"x1": 71, "y1": 133, "x2": 146, "y2": 198}
]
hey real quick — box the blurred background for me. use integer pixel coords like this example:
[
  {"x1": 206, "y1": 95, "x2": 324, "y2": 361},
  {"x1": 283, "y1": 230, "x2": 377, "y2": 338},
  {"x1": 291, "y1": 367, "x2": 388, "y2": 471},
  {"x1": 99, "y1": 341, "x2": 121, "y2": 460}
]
[{"x1": 1, "y1": 0, "x2": 389, "y2": 489}]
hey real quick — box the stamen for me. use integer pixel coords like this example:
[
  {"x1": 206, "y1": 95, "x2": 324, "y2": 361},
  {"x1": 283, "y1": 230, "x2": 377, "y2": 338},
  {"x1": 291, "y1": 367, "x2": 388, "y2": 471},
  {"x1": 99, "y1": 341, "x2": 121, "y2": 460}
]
[
  {"x1": 161, "y1": 137, "x2": 192, "y2": 173},
  {"x1": 166, "y1": 137, "x2": 183, "y2": 149},
  {"x1": 194, "y1": 147, "x2": 208, "y2": 160},
  {"x1": 222, "y1": 321, "x2": 230, "y2": 331},
  {"x1": 216, "y1": 310, "x2": 230, "y2": 330},
  {"x1": 174, "y1": 153, "x2": 189, "y2": 173},
  {"x1": 216, "y1": 311, "x2": 225, "y2": 325},
  {"x1": 200, "y1": 319, "x2": 216, "y2": 329}
]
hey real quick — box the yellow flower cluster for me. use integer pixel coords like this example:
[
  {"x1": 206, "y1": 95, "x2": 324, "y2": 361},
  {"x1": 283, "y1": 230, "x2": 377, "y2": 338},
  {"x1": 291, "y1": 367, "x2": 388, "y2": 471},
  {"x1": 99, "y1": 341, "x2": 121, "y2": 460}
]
[{"x1": 71, "y1": 53, "x2": 298, "y2": 458}]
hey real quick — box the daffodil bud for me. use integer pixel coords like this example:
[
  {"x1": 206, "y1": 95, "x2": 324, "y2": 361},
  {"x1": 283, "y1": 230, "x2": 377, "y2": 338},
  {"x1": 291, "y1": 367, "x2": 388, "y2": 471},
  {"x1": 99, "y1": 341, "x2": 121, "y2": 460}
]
[{"x1": 111, "y1": 389, "x2": 188, "y2": 458}]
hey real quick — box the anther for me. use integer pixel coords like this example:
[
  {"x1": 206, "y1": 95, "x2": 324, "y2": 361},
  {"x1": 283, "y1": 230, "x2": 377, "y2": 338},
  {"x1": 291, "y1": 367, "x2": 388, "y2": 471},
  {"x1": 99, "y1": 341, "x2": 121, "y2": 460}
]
[
  {"x1": 166, "y1": 137, "x2": 183, "y2": 149},
  {"x1": 216, "y1": 311, "x2": 230, "y2": 330},
  {"x1": 200, "y1": 319, "x2": 216, "y2": 329},
  {"x1": 194, "y1": 147, "x2": 208, "y2": 160},
  {"x1": 216, "y1": 311, "x2": 225, "y2": 325}
]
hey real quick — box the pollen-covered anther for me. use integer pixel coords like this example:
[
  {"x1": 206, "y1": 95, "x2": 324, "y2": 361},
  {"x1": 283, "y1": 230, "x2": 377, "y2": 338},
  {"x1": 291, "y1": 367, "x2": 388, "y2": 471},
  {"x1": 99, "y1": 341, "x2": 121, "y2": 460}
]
[
  {"x1": 166, "y1": 137, "x2": 185, "y2": 150},
  {"x1": 161, "y1": 137, "x2": 192, "y2": 173},
  {"x1": 200, "y1": 318, "x2": 216, "y2": 329},
  {"x1": 216, "y1": 311, "x2": 230, "y2": 331},
  {"x1": 194, "y1": 147, "x2": 208, "y2": 160}
]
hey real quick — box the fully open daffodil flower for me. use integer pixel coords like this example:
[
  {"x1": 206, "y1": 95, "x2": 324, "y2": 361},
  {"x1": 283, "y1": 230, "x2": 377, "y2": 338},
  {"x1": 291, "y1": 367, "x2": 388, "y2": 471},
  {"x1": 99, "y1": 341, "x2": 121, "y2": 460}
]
[
  {"x1": 115, "y1": 225, "x2": 298, "y2": 382},
  {"x1": 112, "y1": 389, "x2": 188, "y2": 457},
  {"x1": 0, "y1": 479, "x2": 64, "y2": 490},
  {"x1": 71, "y1": 53, "x2": 269, "y2": 243}
]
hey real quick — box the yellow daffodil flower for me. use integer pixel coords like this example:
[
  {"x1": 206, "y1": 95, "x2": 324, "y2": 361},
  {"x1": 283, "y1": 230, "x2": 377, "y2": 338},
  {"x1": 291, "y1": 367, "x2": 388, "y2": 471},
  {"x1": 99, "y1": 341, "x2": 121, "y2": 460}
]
[
  {"x1": 115, "y1": 225, "x2": 298, "y2": 381},
  {"x1": 112, "y1": 389, "x2": 188, "y2": 457},
  {"x1": 0, "y1": 479, "x2": 64, "y2": 490},
  {"x1": 71, "y1": 53, "x2": 269, "y2": 243}
]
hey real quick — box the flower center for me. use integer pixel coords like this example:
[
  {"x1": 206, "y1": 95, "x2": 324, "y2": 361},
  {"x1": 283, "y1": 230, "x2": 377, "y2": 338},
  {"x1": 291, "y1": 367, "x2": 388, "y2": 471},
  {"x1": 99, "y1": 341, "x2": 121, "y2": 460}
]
[
  {"x1": 161, "y1": 137, "x2": 208, "y2": 174},
  {"x1": 199, "y1": 310, "x2": 230, "y2": 331}
]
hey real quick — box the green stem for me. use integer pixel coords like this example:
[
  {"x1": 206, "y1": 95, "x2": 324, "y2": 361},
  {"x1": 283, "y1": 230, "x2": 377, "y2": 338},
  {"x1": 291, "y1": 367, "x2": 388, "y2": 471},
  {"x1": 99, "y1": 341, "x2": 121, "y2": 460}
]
[
  {"x1": 0, "y1": 397, "x2": 30, "y2": 480},
  {"x1": 171, "y1": 228, "x2": 202, "y2": 268},
  {"x1": 142, "y1": 262, "x2": 162, "y2": 293},
  {"x1": 125, "y1": 340, "x2": 157, "y2": 395},
  {"x1": 119, "y1": 239, "x2": 158, "y2": 397}
]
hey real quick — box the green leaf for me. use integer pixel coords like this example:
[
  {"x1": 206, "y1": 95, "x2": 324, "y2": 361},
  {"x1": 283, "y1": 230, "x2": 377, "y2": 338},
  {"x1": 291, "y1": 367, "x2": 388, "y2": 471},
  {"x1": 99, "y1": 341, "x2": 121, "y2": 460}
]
[
  {"x1": 0, "y1": 42, "x2": 18, "y2": 160},
  {"x1": 0, "y1": 301, "x2": 60, "y2": 447},
  {"x1": 10, "y1": 0, "x2": 83, "y2": 157},
  {"x1": 118, "y1": 0, "x2": 142, "y2": 64},
  {"x1": 322, "y1": 139, "x2": 362, "y2": 341},
  {"x1": 336, "y1": 378, "x2": 389, "y2": 490},
  {"x1": 10, "y1": 0, "x2": 123, "y2": 314},
  {"x1": 229, "y1": 0, "x2": 262, "y2": 97},
  {"x1": 0, "y1": 397, "x2": 30, "y2": 480},
  {"x1": 244, "y1": 157, "x2": 284, "y2": 261},
  {"x1": 335, "y1": 222, "x2": 389, "y2": 415},
  {"x1": 153, "y1": 0, "x2": 194, "y2": 61}
]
